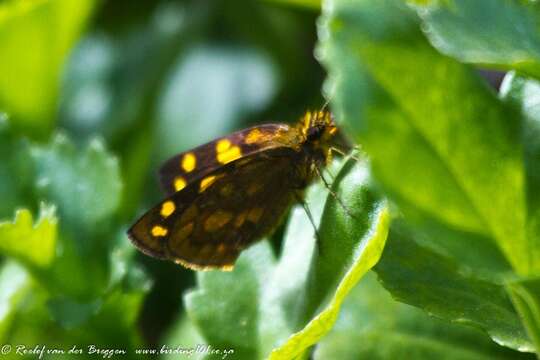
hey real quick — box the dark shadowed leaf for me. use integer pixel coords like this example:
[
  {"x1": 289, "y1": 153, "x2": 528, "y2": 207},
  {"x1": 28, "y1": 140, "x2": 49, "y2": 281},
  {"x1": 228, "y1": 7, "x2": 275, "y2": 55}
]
[{"x1": 316, "y1": 272, "x2": 535, "y2": 360}]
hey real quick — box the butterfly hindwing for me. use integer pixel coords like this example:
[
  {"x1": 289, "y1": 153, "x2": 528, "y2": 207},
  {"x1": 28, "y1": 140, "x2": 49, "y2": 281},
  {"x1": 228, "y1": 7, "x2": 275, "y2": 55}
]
[
  {"x1": 129, "y1": 147, "x2": 302, "y2": 270},
  {"x1": 158, "y1": 124, "x2": 291, "y2": 195}
]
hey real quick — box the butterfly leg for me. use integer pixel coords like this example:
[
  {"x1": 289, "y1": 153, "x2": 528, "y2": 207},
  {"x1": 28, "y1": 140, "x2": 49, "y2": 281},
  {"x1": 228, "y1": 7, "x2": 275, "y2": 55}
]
[
  {"x1": 294, "y1": 191, "x2": 323, "y2": 255},
  {"x1": 329, "y1": 146, "x2": 362, "y2": 162},
  {"x1": 314, "y1": 165, "x2": 357, "y2": 220}
]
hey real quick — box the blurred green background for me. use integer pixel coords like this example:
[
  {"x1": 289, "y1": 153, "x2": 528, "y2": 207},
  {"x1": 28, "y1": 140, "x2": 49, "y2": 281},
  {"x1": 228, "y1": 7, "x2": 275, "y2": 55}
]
[
  {"x1": 0, "y1": 0, "x2": 328, "y2": 358},
  {"x1": 4, "y1": 0, "x2": 540, "y2": 359}
]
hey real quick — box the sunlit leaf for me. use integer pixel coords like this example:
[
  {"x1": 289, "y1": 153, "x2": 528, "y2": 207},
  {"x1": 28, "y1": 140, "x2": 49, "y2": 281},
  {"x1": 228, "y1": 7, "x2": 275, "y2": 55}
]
[
  {"x1": 319, "y1": 0, "x2": 531, "y2": 275},
  {"x1": 0, "y1": 204, "x2": 57, "y2": 269},
  {"x1": 269, "y1": 198, "x2": 389, "y2": 359},
  {"x1": 500, "y1": 73, "x2": 540, "y2": 276},
  {"x1": 0, "y1": 261, "x2": 31, "y2": 341},
  {"x1": 0, "y1": 0, "x2": 96, "y2": 135},
  {"x1": 507, "y1": 278, "x2": 540, "y2": 354}
]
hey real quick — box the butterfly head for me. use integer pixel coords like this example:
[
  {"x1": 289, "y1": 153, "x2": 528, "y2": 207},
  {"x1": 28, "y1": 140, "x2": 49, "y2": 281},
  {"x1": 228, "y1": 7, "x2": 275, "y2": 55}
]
[{"x1": 301, "y1": 110, "x2": 337, "y2": 144}]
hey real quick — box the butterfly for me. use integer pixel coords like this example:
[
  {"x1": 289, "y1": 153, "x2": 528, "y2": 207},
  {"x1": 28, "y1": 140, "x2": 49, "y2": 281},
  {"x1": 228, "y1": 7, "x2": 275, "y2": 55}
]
[{"x1": 128, "y1": 110, "x2": 339, "y2": 271}]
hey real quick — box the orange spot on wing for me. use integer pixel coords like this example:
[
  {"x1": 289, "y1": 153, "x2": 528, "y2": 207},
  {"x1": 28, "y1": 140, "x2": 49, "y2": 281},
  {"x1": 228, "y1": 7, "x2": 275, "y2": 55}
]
[
  {"x1": 181, "y1": 153, "x2": 196, "y2": 173},
  {"x1": 217, "y1": 243, "x2": 227, "y2": 253},
  {"x1": 160, "y1": 201, "x2": 175, "y2": 217},
  {"x1": 216, "y1": 138, "x2": 242, "y2": 164},
  {"x1": 204, "y1": 210, "x2": 233, "y2": 232},
  {"x1": 234, "y1": 211, "x2": 248, "y2": 228},
  {"x1": 174, "y1": 177, "x2": 187, "y2": 191},
  {"x1": 217, "y1": 146, "x2": 242, "y2": 164},
  {"x1": 151, "y1": 225, "x2": 168, "y2": 237},
  {"x1": 247, "y1": 208, "x2": 264, "y2": 223},
  {"x1": 200, "y1": 175, "x2": 218, "y2": 193},
  {"x1": 245, "y1": 128, "x2": 263, "y2": 144},
  {"x1": 216, "y1": 139, "x2": 232, "y2": 153}
]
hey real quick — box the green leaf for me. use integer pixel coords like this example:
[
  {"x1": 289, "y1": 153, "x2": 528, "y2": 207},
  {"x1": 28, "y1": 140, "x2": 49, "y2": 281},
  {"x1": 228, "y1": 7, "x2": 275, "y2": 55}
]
[
  {"x1": 500, "y1": 73, "x2": 540, "y2": 276},
  {"x1": 162, "y1": 315, "x2": 206, "y2": 360},
  {"x1": 8, "y1": 275, "x2": 148, "y2": 350},
  {"x1": 0, "y1": 115, "x2": 35, "y2": 219},
  {"x1": 0, "y1": 0, "x2": 96, "y2": 135},
  {"x1": 31, "y1": 134, "x2": 122, "y2": 233},
  {"x1": 183, "y1": 173, "x2": 332, "y2": 360},
  {"x1": 375, "y1": 221, "x2": 533, "y2": 353},
  {"x1": 182, "y1": 158, "x2": 389, "y2": 359},
  {"x1": 316, "y1": 272, "x2": 533, "y2": 360},
  {"x1": 25, "y1": 134, "x2": 122, "y2": 298},
  {"x1": 413, "y1": 0, "x2": 540, "y2": 79},
  {"x1": 257, "y1": 176, "x2": 332, "y2": 357},
  {"x1": 261, "y1": 158, "x2": 388, "y2": 359},
  {"x1": 47, "y1": 296, "x2": 102, "y2": 329},
  {"x1": 0, "y1": 261, "x2": 32, "y2": 341},
  {"x1": 0, "y1": 204, "x2": 57, "y2": 269},
  {"x1": 185, "y1": 242, "x2": 276, "y2": 360},
  {"x1": 507, "y1": 278, "x2": 540, "y2": 354},
  {"x1": 389, "y1": 208, "x2": 513, "y2": 281},
  {"x1": 269, "y1": 194, "x2": 389, "y2": 359},
  {"x1": 499, "y1": 75, "x2": 540, "y2": 353},
  {"x1": 81, "y1": 292, "x2": 146, "y2": 349},
  {"x1": 268, "y1": 158, "x2": 390, "y2": 358},
  {"x1": 299, "y1": 159, "x2": 382, "y2": 320},
  {"x1": 262, "y1": 0, "x2": 321, "y2": 9},
  {"x1": 319, "y1": 0, "x2": 532, "y2": 275},
  {"x1": 5, "y1": 230, "x2": 150, "y2": 348}
]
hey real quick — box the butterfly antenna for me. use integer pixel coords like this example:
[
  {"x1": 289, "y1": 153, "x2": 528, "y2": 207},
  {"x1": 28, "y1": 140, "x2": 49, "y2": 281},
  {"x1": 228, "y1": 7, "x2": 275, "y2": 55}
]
[{"x1": 321, "y1": 96, "x2": 331, "y2": 112}]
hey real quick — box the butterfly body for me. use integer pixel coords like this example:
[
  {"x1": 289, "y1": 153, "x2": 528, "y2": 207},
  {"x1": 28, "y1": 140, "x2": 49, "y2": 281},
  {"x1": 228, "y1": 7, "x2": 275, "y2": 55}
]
[{"x1": 128, "y1": 111, "x2": 337, "y2": 271}]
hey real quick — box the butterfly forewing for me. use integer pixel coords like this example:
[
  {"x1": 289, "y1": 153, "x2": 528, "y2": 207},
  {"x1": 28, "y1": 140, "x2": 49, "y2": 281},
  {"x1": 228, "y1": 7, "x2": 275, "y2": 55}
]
[
  {"x1": 128, "y1": 147, "x2": 301, "y2": 270},
  {"x1": 159, "y1": 124, "x2": 292, "y2": 195}
]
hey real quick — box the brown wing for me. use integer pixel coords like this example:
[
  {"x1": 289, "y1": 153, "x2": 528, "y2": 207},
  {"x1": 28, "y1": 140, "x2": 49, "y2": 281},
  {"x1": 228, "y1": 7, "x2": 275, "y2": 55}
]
[
  {"x1": 158, "y1": 124, "x2": 291, "y2": 195},
  {"x1": 128, "y1": 148, "x2": 303, "y2": 271}
]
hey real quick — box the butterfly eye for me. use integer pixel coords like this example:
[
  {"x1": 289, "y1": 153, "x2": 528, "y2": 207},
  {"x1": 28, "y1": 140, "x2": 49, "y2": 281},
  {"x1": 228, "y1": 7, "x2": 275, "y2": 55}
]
[{"x1": 307, "y1": 125, "x2": 324, "y2": 141}]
